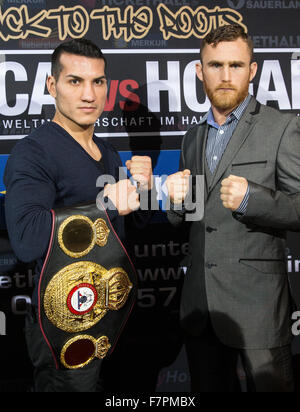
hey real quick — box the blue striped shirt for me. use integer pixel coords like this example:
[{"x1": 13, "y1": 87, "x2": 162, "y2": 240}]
[{"x1": 201, "y1": 94, "x2": 251, "y2": 214}]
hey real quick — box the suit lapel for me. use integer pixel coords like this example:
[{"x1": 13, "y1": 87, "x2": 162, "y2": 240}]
[
  {"x1": 195, "y1": 123, "x2": 209, "y2": 201},
  {"x1": 208, "y1": 97, "x2": 260, "y2": 193}
]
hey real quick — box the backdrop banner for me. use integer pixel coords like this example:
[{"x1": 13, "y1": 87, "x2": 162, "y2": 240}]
[{"x1": 0, "y1": 0, "x2": 300, "y2": 393}]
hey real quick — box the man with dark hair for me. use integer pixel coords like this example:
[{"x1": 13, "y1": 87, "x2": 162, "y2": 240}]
[
  {"x1": 51, "y1": 39, "x2": 107, "y2": 81},
  {"x1": 166, "y1": 24, "x2": 300, "y2": 392},
  {"x1": 4, "y1": 39, "x2": 153, "y2": 392}
]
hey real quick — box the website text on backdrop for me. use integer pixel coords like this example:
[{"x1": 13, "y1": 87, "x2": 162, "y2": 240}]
[
  {"x1": 4, "y1": 39, "x2": 154, "y2": 392},
  {"x1": 166, "y1": 24, "x2": 300, "y2": 392}
]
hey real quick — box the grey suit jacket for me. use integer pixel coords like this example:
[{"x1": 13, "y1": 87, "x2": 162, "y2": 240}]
[{"x1": 167, "y1": 96, "x2": 300, "y2": 349}]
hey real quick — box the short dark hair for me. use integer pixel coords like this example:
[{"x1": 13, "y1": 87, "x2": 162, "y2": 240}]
[
  {"x1": 200, "y1": 24, "x2": 254, "y2": 63},
  {"x1": 51, "y1": 39, "x2": 107, "y2": 80}
]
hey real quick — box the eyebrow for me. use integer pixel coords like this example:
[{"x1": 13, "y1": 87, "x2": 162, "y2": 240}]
[
  {"x1": 207, "y1": 60, "x2": 246, "y2": 66},
  {"x1": 65, "y1": 74, "x2": 107, "y2": 81}
]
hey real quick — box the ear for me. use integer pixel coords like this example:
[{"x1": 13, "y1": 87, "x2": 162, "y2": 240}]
[
  {"x1": 249, "y1": 62, "x2": 258, "y2": 82},
  {"x1": 196, "y1": 62, "x2": 203, "y2": 82},
  {"x1": 47, "y1": 75, "x2": 57, "y2": 99}
]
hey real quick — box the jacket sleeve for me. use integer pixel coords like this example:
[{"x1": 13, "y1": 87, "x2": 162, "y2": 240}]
[
  {"x1": 235, "y1": 116, "x2": 300, "y2": 230},
  {"x1": 98, "y1": 142, "x2": 156, "y2": 229},
  {"x1": 166, "y1": 139, "x2": 187, "y2": 228},
  {"x1": 4, "y1": 139, "x2": 56, "y2": 262}
]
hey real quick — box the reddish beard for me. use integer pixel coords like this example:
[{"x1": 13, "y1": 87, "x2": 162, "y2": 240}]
[{"x1": 204, "y1": 81, "x2": 249, "y2": 112}]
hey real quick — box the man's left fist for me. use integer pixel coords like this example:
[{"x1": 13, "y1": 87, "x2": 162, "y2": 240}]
[
  {"x1": 126, "y1": 156, "x2": 153, "y2": 191},
  {"x1": 220, "y1": 175, "x2": 248, "y2": 211}
]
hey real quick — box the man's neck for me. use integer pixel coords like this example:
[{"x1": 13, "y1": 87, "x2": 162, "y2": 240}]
[
  {"x1": 211, "y1": 106, "x2": 237, "y2": 126},
  {"x1": 52, "y1": 113, "x2": 94, "y2": 145},
  {"x1": 53, "y1": 113, "x2": 101, "y2": 161}
]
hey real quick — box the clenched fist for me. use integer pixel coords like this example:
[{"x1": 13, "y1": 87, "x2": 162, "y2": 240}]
[
  {"x1": 220, "y1": 175, "x2": 248, "y2": 211},
  {"x1": 126, "y1": 156, "x2": 153, "y2": 191},
  {"x1": 104, "y1": 179, "x2": 140, "y2": 216},
  {"x1": 166, "y1": 169, "x2": 191, "y2": 204}
]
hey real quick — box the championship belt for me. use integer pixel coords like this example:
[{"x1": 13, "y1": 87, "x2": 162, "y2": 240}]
[{"x1": 38, "y1": 201, "x2": 137, "y2": 370}]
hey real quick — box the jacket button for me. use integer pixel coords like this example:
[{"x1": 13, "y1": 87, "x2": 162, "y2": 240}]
[{"x1": 206, "y1": 263, "x2": 217, "y2": 269}]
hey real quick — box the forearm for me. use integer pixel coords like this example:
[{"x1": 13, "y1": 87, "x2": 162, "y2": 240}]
[
  {"x1": 5, "y1": 198, "x2": 53, "y2": 262},
  {"x1": 234, "y1": 116, "x2": 300, "y2": 230},
  {"x1": 166, "y1": 198, "x2": 186, "y2": 228},
  {"x1": 234, "y1": 180, "x2": 300, "y2": 231},
  {"x1": 132, "y1": 186, "x2": 159, "y2": 228}
]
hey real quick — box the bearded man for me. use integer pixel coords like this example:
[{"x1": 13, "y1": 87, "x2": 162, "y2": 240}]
[{"x1": 166, "y1": 24, "x2": 300, "y2": 392}]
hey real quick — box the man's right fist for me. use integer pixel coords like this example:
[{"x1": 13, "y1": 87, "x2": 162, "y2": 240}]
[
  {"x1": 166, "y1": 169, "x2": 191, "y2": 204},
  {"x1": 104, "y1": 179, "x2": 140, "y2": 216}
]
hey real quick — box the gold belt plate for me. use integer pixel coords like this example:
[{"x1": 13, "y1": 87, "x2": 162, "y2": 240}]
[{"x1": 43, "y1": 261, "x2": 133, "y2": 333}]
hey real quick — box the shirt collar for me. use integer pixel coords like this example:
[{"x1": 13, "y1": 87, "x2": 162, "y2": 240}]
[{"x1": 199, "y1": 94, "x2": 252, "y2": 128}]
